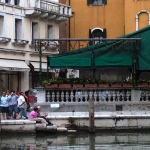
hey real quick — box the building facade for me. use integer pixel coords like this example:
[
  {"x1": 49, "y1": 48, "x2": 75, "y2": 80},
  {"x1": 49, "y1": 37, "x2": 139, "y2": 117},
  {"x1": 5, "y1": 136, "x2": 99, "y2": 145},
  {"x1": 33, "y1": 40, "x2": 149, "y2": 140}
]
[
  {"x1": 66, "y1": 0, "x2": 150, "y2": 47},
  {"x1": 61, "y1": 0, "x2": 150, "y2": 80},
  {"x1": 0, "y1": 0, "x2": 72, "y2": 94}
]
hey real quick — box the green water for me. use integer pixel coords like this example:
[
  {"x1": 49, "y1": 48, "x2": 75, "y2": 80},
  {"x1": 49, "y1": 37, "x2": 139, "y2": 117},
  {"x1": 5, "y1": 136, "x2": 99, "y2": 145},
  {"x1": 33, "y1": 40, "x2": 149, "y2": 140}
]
[{"x1": 1, "y1": 132, "x2": 150, "y2": 150}]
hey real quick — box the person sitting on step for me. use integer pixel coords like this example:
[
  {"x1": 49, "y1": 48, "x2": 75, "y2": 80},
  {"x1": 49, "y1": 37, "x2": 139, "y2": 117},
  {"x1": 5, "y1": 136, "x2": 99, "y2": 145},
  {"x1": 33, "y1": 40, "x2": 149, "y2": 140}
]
[
  {"x1": 29, "y1": 107, "x2": 49, "y2": 127},
  {"x1": 37, "y1": 106, "x2": 54, "y2": 126}
]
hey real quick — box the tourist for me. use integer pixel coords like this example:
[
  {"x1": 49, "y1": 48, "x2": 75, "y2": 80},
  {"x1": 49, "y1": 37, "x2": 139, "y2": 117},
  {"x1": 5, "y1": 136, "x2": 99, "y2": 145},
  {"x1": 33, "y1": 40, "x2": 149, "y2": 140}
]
[
  {"x1": 7, "y1": 90, "x2": 19, "y2": 119},
  {"x1": 0, "y1": 91, "x2": 9, "y2": 120},
  {"x1": 25, "y1": 89, "x2": 37, "y2": 111},
  {"x1": 37, "y1": 106, "x2": 54, "y2": 126},
  {"x1": 20, "y1": 91, "x2": 29, "y2": 112},
  {"x1": 17, "y1": 91, "x2": 28, "y2": 119},
  {"x1": 29, "y1": 107, "x2": 48, "y2": 127}
]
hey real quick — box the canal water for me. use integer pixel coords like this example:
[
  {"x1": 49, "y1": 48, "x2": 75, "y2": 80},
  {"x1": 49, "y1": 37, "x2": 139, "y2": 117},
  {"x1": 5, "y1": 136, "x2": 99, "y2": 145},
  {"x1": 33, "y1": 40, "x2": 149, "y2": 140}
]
[{"x1": 1, "y1": 131, "x2": 150, "y2": 150}]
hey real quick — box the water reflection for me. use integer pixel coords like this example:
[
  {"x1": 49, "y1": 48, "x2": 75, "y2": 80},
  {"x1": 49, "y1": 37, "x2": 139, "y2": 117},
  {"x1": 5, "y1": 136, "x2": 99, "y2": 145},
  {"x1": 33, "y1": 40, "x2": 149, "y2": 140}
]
[{"x1": 1, "y1": 132, "x2": 150, "y2": 149}]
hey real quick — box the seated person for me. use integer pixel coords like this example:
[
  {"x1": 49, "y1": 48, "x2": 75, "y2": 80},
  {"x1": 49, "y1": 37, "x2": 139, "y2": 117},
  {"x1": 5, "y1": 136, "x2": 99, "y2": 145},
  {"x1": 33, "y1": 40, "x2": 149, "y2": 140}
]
[
  {"x1": 37, "y1": 106, "x2": 54, "y2": 126},
  {"x1": 29, "y1": 107, "x2": 48, "y2": 127}
]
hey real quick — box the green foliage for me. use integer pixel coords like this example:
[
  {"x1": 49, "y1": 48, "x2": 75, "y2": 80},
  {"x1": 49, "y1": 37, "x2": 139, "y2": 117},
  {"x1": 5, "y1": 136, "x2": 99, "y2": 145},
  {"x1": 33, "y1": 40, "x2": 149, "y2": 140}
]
[
  {"x1": 43, "y1": 77, "x2": 149, "y2": 85},
  {"x1": 137, "y1": 79, "x2": 148, "y2": 83},
  {"x1": 68, "y1": 117, "x2": 75, "y2": 125}
]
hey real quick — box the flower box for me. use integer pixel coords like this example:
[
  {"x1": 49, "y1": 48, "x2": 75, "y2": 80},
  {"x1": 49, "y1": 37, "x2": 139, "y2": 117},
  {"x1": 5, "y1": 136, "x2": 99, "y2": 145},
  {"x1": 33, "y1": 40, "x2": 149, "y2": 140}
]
[
  {"x1": 138, "y1": 83, "x2": 149, "y2": 87},
  {"x1": 122, "y1": 83, "x2": 133, "y2": 87},
  {"x1": 110, "y1": 83, "x2": 122, "y2": 88},
  {"x1": 84, "y1": 84, "x2": 98, "y2": 88},
  {"x1": 45, "y1": 84, "x2": 58, "y2": 88},
  {"x1": 58, "y1": 84, "x2": 72, "y2": 88},
  {"x1": 72, "y1": 84, "x2": 84, "y2": 88},
  {"x1": 98, "y1": 83, "x2": 110, "y2": 88}
]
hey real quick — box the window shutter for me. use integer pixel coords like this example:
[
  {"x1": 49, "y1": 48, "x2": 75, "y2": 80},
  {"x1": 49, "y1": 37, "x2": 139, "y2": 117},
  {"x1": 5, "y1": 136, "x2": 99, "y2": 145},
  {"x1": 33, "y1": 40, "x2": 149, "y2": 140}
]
[
  {"x1": 89, "y1": 29, "x2": 92, "y2": 45},
  {"x1": 102, "y1": 0, "x2": 107, "y2": 5},
  {"x1": 87, "y1": 0, "x2": 92, "y2": 5},
  {"x1": 103, "y1": 28, "x2": 107, "y2": 38}
]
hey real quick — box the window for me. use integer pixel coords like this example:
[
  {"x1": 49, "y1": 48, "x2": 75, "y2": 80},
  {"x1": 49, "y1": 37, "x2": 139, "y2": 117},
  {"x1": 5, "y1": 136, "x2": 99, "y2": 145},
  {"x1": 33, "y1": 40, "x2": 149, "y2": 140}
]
[
  {"x1": 14, "y1": 0, "x2": 20, "y2": 6},
  {"x1": 89, "y1": 28, "x2": 106, "y2": 45},
  {"x1": 47, "y1": 25, "x2": 53, "y2": 38},
  {"x1": 32, "y1": 22, "x2": 39, "y2": 40},
  {"x1": 5, "y1": 0, "x2": 11, "y2": 3},
  {"x1": 0, "y1": 16, "x2": 4, "y2": 36},
  {"x1": 87, "y1": 0, "x2": 107, "y2": 5},
  {"x1": 15, "y1": 18, "x2": 22, "y2": 39}
]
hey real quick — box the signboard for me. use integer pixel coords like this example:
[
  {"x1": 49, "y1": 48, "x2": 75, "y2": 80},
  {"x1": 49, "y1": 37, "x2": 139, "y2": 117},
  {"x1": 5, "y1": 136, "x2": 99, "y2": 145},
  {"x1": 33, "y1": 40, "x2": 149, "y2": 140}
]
[{"x1": 50, "y1": 104, "x2": 60, "y2": 108}]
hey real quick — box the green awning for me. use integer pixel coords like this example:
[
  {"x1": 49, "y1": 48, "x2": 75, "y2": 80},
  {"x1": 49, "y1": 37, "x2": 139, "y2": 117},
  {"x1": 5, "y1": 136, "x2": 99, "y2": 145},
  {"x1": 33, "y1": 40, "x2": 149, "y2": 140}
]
[
  {"x1": 48, "y1": 25, "x2": 150, "y2": 70},
  {"x1": 50, "y1": 58, "x2": 91, "y2": 67}
]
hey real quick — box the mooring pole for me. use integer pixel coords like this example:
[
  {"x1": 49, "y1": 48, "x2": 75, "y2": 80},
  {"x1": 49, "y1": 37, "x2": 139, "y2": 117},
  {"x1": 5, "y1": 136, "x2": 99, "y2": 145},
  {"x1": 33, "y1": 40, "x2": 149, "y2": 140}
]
[
  {"x1": 89, "y1": 134, "x2": 95, "y2": 150},
  {"x1": 89, "y1": 94, "x2": 95, "y2": 133}
]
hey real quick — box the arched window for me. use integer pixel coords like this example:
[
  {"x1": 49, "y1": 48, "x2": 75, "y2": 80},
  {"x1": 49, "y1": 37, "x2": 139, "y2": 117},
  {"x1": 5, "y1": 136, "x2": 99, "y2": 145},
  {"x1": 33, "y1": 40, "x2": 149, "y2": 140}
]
[
  {"x1": 136, "y1": 10, "x2": 150, "y2": 31},
  {"x1": 89, "y1": 28, "x2": 106, "y2": 45}
]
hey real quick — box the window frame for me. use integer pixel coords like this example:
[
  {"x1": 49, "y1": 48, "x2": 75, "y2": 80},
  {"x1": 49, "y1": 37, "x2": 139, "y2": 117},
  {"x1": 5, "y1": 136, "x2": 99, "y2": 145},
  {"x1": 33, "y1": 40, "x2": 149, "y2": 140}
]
[
  {"x1": 5, "y1": 0, "x2": 11, "y2": 3},
  {"x1": 89, "y1": 28, "x2": 106, "y2": 45},
  {"x1": 15, "y1": 18, "x2": 22, "y2": 39},
  {"x1": 87, "y1": 0, "x2": 107, "y2": 6},
  {"x1": 31, "y1": 21, "x2": 39, "y2": 41},
  {"x1": 14, "y1": 0, "x2": 20, "y2": 6}
]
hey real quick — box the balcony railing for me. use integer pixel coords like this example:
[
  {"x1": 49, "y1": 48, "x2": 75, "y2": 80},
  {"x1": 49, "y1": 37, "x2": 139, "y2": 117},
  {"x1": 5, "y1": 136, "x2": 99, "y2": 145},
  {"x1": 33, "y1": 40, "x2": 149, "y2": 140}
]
[
  {"x1": 41, "y1": 1, "x2": 59, "y2": 14},
  {"x1": 45, "y1": 88, "x2": 150, "y2": 103},
  {"x1": 25, "y1": 0, "x2": 72, "y2": 20}
]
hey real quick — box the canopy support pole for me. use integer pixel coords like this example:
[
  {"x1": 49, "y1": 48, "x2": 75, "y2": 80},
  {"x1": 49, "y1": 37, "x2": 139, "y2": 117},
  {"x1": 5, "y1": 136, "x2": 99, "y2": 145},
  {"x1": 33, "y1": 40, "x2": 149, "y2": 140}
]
[
  {"x1": 91, "y1": 49, "x2": 95, "y2": 80},
  {"x1": 89, "y1": 94, "x2": 95, "y2": 133},
  {"x1": 39, "y1": 42, "x2": 42, "y2": 87},
  {"x1": 132, "y1": 58, "x2": 137, "y2": 87}
]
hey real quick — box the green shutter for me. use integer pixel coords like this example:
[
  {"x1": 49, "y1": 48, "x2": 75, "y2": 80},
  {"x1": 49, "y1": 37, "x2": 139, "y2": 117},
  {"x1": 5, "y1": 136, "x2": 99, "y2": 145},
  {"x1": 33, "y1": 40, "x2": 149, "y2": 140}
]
[
  {"x1": 87, "y1": 0, "x2": 92, "y2": 5},
  {"x1": 103, "y1": 28, "x2": 107, "y2": 38},
  {"x1": 102, "y1": 0, "x2": 107, "y2": 5},
  {"x1": 89, "y1": 29, "x2": 92, "y2": 45}
]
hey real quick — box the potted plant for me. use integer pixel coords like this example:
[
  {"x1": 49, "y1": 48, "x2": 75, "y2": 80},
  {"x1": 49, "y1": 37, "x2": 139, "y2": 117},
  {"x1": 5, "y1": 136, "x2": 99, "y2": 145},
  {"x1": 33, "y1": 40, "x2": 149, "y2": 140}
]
[
  {"x1": 58, "y1": 78, "x2": 72, "y2": 88},
  {"x1": 137, "y1": 79, "x2": 148, "y2": 87},
  {"x1": 97, "y1": 80, "x2": 110, "y2": 88},
  {"x1": 122, "y1": 79, "x2": 133, "y2": 87},
  {"x1": 72, "y1": 78, "x2": 84, "y2": 88},
  {"x1": 110, "y1": 80, "x2": 122, "y2": 88},
  {"x1": 43, "y1": 78, "x2": 58, "y2": 88},
  {"x1": 84, "y1": 79, "x2": 98, "y2": 88}
]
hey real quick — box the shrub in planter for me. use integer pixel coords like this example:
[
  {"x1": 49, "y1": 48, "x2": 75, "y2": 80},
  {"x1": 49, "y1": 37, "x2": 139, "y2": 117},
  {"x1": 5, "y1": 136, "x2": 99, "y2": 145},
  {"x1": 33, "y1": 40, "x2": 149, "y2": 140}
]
[
  {"x1": 122, "y1": 80, "x2": 133, "y2": 87},
  {"x1": 110, "y1": 80, "x2": 122, "y2": 87},
  {"x1": 97, "y1": 80, "x2": 110, "y2": 88},
  {"x1": 84, "y1": 79, "x2": 98, "y2": 88},
  {"x1": 137, "y1": 79, "x2": 148, "y2": 87}
]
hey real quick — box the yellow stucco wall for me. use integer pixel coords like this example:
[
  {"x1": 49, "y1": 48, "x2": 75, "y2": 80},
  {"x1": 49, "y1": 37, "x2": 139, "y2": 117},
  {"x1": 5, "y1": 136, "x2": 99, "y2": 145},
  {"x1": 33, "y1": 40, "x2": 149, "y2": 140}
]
[
  {"x1": 125, "y1": 0, "x2": 150, "y2": 34},
  {"x1": 69, "y1": 0, "x2": 125, "y2": 39},
  {"x1": 67, "y1": 0, "x2": 150, "y2": 40}
]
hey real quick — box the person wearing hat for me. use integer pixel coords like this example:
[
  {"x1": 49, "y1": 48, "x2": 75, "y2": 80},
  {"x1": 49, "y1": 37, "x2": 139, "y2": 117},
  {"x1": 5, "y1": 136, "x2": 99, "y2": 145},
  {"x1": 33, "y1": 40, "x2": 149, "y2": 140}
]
[{"x1": 17, "y1": 91, "x2": 28, "y2": 119}]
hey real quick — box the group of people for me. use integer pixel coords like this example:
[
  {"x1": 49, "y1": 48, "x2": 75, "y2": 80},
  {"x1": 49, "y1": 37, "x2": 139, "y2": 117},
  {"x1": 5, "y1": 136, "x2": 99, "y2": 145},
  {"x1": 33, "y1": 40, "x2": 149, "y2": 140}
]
[
  {"x1": 0, "y1": 90, "x2": 55, "y2": 127},
  {"x1": 0, "y1": 90, "x2": 28, "y2": 120}
]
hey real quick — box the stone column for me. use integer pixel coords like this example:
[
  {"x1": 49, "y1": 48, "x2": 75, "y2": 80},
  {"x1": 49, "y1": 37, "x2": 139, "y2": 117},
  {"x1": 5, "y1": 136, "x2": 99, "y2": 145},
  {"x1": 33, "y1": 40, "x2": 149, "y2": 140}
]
[
  {"x1": 131, "y1": 89, "x2": 141, "y2": 102},
  {"x1": 21, "y1": 71, "x2": 29, "y2": 92},
  {"x1": 35, "y1": 87, "x2": 45, "y2": 103}
]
